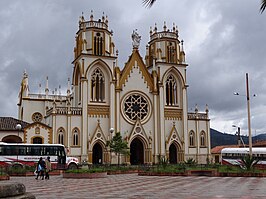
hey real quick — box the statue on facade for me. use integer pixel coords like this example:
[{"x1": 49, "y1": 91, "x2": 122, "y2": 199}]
[{"x1": 132, "y1": 29, "x2": 141, "y2": 49}]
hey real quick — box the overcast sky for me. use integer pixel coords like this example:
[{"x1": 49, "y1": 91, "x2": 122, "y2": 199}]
[{"x1": 0, "y1": 0, "x2": 265, "y2": 136}]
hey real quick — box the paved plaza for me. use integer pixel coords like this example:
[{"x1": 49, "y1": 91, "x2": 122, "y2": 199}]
[{"x1": 7, "y1": 174, "x2": 266, "y2": 199}]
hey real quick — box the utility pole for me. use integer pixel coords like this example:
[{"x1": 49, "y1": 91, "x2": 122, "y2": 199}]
[{"x1": 246, "y1": 73, "x2": 252, "y2": 156}]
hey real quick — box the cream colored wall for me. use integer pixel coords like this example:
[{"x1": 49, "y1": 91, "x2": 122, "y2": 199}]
[
  {"x1": 164, "y1": 120, "x2": 183, "y2": 138},
  {"x1": 25, "y1": 125, "x2": 50, "y2": 143},
  {"x1": 21, "y1": 100, "x2": 46, "y2": 123}
]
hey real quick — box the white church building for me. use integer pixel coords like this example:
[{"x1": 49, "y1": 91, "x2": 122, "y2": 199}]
[{"x1": 16, "y1": 13, "x2": 211, "y2": 165}]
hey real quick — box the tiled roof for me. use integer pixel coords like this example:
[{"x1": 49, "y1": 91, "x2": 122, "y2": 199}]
[
  {"x1": 211, "y1": 145, "x2": 239, "y2": 154},
  {"x1": 253, "y1": 140, "x2": 266, "y2": 147},
  {"x1": 0, "y1": 117, "x2": 29, "y2": 131}
]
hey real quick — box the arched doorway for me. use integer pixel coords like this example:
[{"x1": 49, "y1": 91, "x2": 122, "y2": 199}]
[
  {"x1": 130, "y1": 138, "x2": 144, "y2": 165},
  {"x1": 169, "y1": 143, "x2": 178, "y2": 164},
  {"x1": 33, "y1": 137, "x2": 43, "y2": 144},
  {"x1": 2, "y1": 135, "x2": 22, "y2": 143},
  {"x1": 92, "y1": 143, "x2": 103, "y2": 164}
]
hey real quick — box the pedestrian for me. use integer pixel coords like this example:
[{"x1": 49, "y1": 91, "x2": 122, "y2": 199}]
[
  {"x1": 45, "y1": 156, "x2": 51, "y2": 180},
  {"x1": 35, "y1": 157, "x2": 46, "y2": 180}
]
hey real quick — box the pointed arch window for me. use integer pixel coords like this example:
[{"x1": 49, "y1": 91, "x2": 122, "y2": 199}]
[
  {"x1": 165, "y1": 75, "x2": 178, "y2": 106},
  {"x1": 200, "y1": 131, "x2": 206, "y2": 147},
  {"x1": 189, "y1": 131, "x2": 195, "y2": 147},
  {"x1": 94, "y1": 32, "x2": 103, "y2": 56},
  {"x1": 167, "y1": 42, "x2": 176, "y2": 63},
  {"x1": 72, "y1": 128, "x2": 80, "y2": 146},
  {"x1": 58, "y1": 128, "x2": 65, "y2": 145},
  {"x1": 91, "y1": 68, "x2": 105, "y2": 102}
]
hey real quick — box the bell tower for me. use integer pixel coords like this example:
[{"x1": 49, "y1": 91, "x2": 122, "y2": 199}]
[
  {"x1": 74, "y1": 11, "x2": 116, "y2": 59},
  {"x1": 145, "y1": 22, "x2": 185, "y2": 68}
]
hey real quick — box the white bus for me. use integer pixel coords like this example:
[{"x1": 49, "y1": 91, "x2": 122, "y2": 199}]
[
  {"x1": 0, "y1": 142, "x2": 79, "y2": 169},
  {"x1": 221, "y1": 147, "x2": 266, "y2": 168}
]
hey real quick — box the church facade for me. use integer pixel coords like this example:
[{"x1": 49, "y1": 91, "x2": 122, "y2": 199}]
[{"x1": 17, "y1": 13, "x2": 211, "y2": 164}]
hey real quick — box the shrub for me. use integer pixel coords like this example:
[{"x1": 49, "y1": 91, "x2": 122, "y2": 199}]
[{"x1": 185, "y1": 158, "x2": 197, "y2": 166}]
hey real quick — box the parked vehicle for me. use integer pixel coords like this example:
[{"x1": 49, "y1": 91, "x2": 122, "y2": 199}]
[
  {"x1": 0, "y1": 142, "x2": 79, "y2": 169},
  {"x1": 221, "y1": 147, "x2": 266, "y2": 168}
]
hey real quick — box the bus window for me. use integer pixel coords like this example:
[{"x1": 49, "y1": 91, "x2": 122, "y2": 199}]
[
  {"x1": 26, "y1": 146, "x2": 31, "y2": 155},
  {"x1": 32, "y1": 146, "x2": 41, "y2": 155},
  {"x1": 18, "y1": 146, "x2": 26, "y2": 155}
]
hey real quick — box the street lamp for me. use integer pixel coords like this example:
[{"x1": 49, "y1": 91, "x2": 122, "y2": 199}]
[
  {"x1": 232, "y1": 125, "x2": 241, "y2": 147},
  {"x1": 109, "y1": 128, "x2": 114, "y2": 165},
  {"x1": 16, "y1": 124, "x2": 22, "y2": 143},
  {"x1": 15, "y1": 124, "x2": 22, "y2": 163},
  {"x1": 233, "y1": 73, "x2": 253, "y2": 156}
]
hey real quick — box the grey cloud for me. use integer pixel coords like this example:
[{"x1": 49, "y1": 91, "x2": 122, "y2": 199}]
[{"x1": 0, "y1": 0, "x2": 265, "y2": 135}]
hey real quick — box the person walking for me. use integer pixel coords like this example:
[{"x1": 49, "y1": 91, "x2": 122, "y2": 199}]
[
  {"x1": 45, "y1": 156, "x2": 51, "y2": 180},
  {"x1": 35, "y1": 157, "x2": 46, "y2": 180}
]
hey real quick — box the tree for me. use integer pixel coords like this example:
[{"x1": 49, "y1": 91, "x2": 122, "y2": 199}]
[
  {"x1": 142, "y1": 0, "x2": 156, "y2": 8},
  {"x1": 261, "y1": 0, "x2": 266, "y2": 13},
  {"x1": 106, "y1": 132, "x2": 130, "y2": 166}
]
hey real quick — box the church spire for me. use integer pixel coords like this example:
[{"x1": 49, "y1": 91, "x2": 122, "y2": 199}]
[{"x1": 45, "y1": 76, "x2": 49, "y2": 97}]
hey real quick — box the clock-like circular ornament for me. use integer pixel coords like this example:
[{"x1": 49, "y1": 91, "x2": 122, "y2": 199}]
[
  {"x1": 122, "y1": 92, "x2": 151, "y2": 124},
  {"x1": 32, "y1": 112, "x2": 43, "y2": 122}
]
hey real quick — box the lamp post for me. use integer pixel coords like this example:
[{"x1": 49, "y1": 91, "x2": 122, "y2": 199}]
[
  {"x1": 234, "y1": 73, "x2": 252, "y2": 156},
  {"x1": 15, "y1": 124, "x2": 22, "y2": 163},
  {"x1": 232, "y1": 125, "x2": 241, "y2": 146},
  {"x1": 16, "y1": 124, "x2": 22, "y2": 143},
  {"x1": 109, "y1": 128, "x2": 114, "y2": 165}
]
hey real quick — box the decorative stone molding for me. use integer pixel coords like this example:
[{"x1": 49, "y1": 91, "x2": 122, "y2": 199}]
[{"x1": 88, "y1": 105, "x2": 109, "y2": 117}]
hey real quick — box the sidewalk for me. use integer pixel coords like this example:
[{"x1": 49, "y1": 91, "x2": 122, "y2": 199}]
[{"x1": 7, "y1": 174, "x2": 266, "y2": 199}]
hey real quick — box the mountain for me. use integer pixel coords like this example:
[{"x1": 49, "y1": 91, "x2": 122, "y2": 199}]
[{"x1": 210, "y1": 128, "x2": 266, "y2": 148}]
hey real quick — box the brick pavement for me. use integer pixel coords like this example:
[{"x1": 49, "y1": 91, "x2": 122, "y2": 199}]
[{"x1": 6, "y1": 174, "x2": 266, "y2": 199}]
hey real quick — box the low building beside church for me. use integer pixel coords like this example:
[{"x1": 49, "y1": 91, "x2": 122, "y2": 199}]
[{"x1": 15, "y1": 13, "x2": 211, "y2": 164}]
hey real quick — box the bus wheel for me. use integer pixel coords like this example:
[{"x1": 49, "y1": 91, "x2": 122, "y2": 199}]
[
  {"x1": 68, "y1": 163, "x2": 78, "y2": 170},
  {"x1": 12, "y1": 164, "x2": 23, "y2": 169}
]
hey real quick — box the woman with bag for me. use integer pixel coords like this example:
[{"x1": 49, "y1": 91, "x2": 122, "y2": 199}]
[
  {"x1": 35, "y1": 157, "x2": 46, "y2": 180},
  {"x1": 45, "y1": 156, "x2": 51, "y2": 179}
]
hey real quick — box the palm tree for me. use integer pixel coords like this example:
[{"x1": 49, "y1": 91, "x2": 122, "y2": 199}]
[
  {"x1": 261, "y1": 0, "x2": 266, "y2": 13},
  {"x1": 142, "y1": 0, "x2": 156, "y2": 8},
  {"x1": 143, "y1": 0, "x2": 266, "y2": 13},
  {"x1": 241, "y1": 155, "x2": 259, "y2": 171}
]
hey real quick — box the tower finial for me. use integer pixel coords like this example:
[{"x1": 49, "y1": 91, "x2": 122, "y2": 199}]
[
  {"x1": 45, "y1": 76, "x2": 49, "y2": 95},
  {"x1": 205, "y1": 104, "x2": 209, "y2": 113},
  {"x1": 67, "y1": 77, "x2": 71, "y2": 95},
  {"x1": 181, "y1": 40, "x2": 184, "y2": 51},
  {"x1": 90, "y1": 10, "x2": 94, "y2": 21},
  {"x1": 163, "y1": 21, "x2": 167, "y2": 31},
  {"x1": 102, "y1": 12, "x2": 105, "y2": 21},
  {"x1": 38, "y1": 83, "x2": 42, "y2": 97},
  {"x1": 79, "y1": 12, "x2": 85, "y2": 23},
  {"x1": 23, "y1": 69, "x2": 28, "y2": 78},
  {"x1": 195, "y1": 104, "x2": 198, "y2": 113}
]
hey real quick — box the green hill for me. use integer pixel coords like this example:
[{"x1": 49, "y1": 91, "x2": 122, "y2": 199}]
[{"x1": 209, "y1": 128, "x2": 266, "y2": 148}]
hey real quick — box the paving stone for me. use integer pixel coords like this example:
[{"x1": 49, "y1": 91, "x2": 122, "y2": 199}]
[{"x1": 7, "y1": 174, "x2": 266, "y2": 199}]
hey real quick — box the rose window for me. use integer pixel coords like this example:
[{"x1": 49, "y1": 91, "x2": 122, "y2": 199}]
[
  {"x1": 32, "y1": 112, "x2": 43, "y2": 122},
  {"x1": 123, "y1": 93, "x2": 150, "y2": 123}
]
